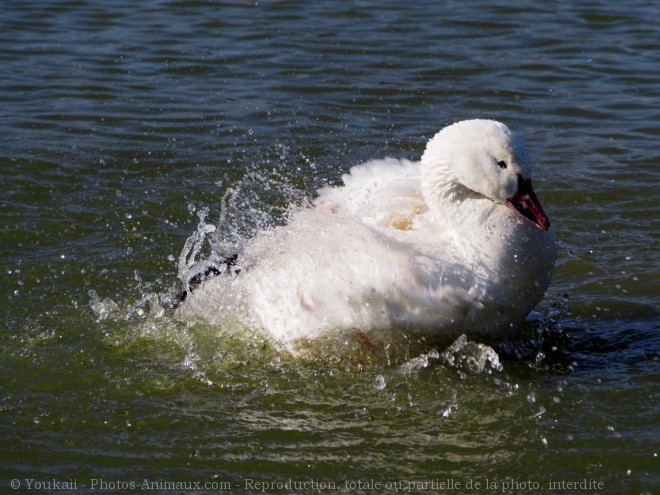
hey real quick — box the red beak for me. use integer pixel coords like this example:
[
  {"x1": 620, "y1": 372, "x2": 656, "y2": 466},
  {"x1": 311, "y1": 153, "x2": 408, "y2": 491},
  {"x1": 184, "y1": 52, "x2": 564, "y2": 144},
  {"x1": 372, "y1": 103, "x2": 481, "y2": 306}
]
[{"x1": 506, "y1": 175, "x2": 551, "y2": 231}]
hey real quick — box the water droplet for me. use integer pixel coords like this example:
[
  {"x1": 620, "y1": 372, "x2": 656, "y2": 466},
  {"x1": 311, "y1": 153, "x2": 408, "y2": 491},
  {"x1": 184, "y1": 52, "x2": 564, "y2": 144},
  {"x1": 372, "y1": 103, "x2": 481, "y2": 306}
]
[{"x1": 374, "y1": 375, "x2": 386, "y2": 391}]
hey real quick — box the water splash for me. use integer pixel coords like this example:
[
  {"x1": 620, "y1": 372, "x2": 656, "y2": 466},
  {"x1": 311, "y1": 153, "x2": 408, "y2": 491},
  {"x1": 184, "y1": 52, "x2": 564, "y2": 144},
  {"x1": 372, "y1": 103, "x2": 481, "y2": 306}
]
[
  {"x1": 88, "y1": 289, "x2": 165, "y2": 324},
  {"x1": 177, "y1": 207, "x2": 217, "y2": 291},
  {"x1": 176, "y1": 163, "x2": 313, "y2": 297},
  {"x1": 88, "y1": 289, "x2": 121, "y2": 321},
  {"x1": 396, "y1": 335, "x2": 502, "y2": 376},
  {"x1": 441, "y1": 334, "x2": 503, "y2": 374},
  {"x1": 398, "y1": 348, "x2": 441, "y2": 374}
]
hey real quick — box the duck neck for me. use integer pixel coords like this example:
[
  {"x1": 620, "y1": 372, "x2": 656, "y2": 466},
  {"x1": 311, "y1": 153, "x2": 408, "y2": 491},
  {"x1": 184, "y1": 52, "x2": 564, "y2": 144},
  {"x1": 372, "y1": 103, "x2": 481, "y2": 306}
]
[
  {"x1": 423, "y1": 167, "x2": 554, "y2": 286},
  {"x1": 422, "y1": 160, "x2": 460, "y2": 222},
  {"x1": 422, "y1": 172, "x2": 484, "y2": 230}
]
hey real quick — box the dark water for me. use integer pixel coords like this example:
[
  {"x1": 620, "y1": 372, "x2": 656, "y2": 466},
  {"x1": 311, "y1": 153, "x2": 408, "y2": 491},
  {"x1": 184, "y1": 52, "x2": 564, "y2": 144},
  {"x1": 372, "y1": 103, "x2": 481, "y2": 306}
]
[{"x1": 1, "y1": 1, "x2": 659, "y2": 494}]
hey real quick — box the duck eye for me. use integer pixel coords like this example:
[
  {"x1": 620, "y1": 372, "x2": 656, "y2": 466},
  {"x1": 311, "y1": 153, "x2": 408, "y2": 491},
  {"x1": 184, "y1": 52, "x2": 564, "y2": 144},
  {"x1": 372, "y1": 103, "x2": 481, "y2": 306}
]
[{"x1": 497, "y1": 160, "x2": 507, "y2": 169}]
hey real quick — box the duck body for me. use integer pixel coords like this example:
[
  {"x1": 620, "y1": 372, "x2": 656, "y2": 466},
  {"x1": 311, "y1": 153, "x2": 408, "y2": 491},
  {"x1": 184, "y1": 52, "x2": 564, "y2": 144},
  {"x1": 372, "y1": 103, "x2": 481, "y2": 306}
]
[{"x1": 180, "y1": 120, "x2": 557, "y2": 350}]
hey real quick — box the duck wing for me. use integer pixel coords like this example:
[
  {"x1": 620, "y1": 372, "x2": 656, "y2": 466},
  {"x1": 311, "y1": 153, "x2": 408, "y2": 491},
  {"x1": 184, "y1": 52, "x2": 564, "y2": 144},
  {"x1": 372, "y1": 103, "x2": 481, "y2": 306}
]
[{"x1": 315, "y1": 158, "x2": 426, "y2": 231}]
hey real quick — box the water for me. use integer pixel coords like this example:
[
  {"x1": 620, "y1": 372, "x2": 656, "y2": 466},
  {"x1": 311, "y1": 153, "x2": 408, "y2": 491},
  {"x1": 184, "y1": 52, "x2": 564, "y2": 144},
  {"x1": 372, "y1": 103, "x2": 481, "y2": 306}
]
[{"x1": 1, "y1": 0, "x2": 659, "y2": 493}]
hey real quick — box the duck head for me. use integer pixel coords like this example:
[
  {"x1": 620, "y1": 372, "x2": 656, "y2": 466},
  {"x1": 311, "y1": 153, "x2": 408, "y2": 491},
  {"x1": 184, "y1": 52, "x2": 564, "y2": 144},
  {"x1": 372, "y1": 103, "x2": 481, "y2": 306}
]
[{"x1": 421, "y1": 119, "x2": 551, "y2": 231}]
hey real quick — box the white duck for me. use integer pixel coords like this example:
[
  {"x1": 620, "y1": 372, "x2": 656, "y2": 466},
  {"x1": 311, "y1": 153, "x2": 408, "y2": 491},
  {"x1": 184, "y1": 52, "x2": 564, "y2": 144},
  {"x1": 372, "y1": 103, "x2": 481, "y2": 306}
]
[{"x1": 179, "y1": 120, "x2": 557, "y2": 353}]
